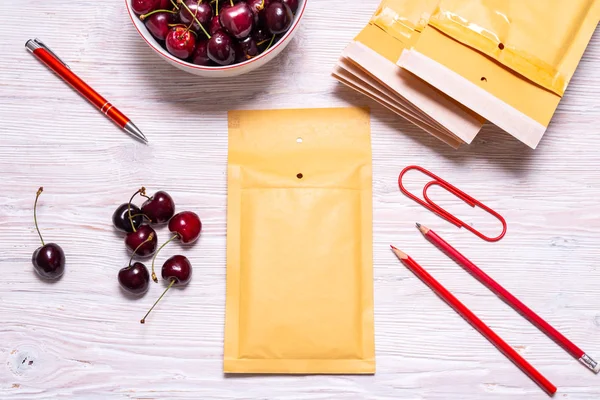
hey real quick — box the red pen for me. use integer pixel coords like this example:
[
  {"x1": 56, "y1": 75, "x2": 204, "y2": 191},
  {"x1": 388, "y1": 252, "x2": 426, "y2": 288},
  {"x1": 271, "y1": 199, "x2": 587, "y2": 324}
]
[{"x1": 25, "y1": 38, "x2": 147, "y2": 143}]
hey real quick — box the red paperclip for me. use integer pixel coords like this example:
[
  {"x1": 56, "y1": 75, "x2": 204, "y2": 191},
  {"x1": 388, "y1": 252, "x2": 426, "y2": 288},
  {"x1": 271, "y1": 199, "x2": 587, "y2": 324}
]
[{"x1": 398, "y1": 165, "x2": 507, "y2": 242}]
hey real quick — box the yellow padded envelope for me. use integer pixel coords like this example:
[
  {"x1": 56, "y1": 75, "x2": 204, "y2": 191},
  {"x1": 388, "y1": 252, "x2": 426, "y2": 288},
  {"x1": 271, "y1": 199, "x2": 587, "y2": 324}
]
[
  {"x1": 225, "y1": 107, "x2": 375, "y2": 374},
  {"x1": 398, "y1": 0, "x2": 599, "y2": 148}
]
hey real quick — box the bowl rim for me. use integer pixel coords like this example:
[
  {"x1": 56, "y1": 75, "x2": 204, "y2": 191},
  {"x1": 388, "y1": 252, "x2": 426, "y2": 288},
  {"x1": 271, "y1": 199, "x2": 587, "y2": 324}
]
[{"x1": 126, "y1": 0, "x2": 307, "y2": 71}]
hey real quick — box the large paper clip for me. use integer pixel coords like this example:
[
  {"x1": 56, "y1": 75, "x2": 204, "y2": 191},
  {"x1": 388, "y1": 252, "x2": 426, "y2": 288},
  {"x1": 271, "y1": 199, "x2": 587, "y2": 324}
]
[{"x1": 398, "y1": 165, "x2": 507, "y2": 242}]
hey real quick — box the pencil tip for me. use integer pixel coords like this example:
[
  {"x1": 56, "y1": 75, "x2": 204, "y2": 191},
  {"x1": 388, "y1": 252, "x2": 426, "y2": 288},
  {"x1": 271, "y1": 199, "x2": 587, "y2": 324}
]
[
  {"x1": 415, "y1": 222, "x2": 421, "y2": 228},
  {"x1": 390, "y1": 245, "x2": 397, "y2": 250}
]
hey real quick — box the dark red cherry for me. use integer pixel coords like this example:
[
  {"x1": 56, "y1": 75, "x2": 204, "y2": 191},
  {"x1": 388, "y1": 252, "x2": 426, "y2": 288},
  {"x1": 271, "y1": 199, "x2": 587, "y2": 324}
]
[
  {"x1": 125, "y1": 225, "x2": 158, "y2": 257},
  {"x1": 265, "y1": 2, "x2": 293, "y2": 34},
  {"x1": 191, "y1": 40, "x2": 211, "y2": 65},
  {"x1": 178, "y1": 0, "x2": 212, "y2": 34},
  {"x1": 141, "y1": 191, "x2": 175, "y2": 224},
  {"x1": 132, "y1": 0, "x2": 160, "y2": 15},
  {"x1": 238, "y1": 36, "x2": 259, "y2": 61},
  {"x1": 207, "y1": 31, "x2": 236, "y2": 65},
  {"x1": 157, "y1": 0, "x2": 171, "y2": 8},
  {"x1": 162, "y1": 255, "x2": 192, "y2": 284},
  {"x1": 219, "y1": 2, "x2": 254, "y2": 39},
  {"x1": 118, "y1": 262, "x2": 150, "y2": 295},
  {"x1": 143, "y1": 11, "x2": 176, "y2": 41},
  {"x1": 32, "y1": 187, "x2": 65, "y2": 280},
  {"x1": 112, "y1": 203, "x2": 143, "y2": 233},
  {"x1": 168, "y1": 211, "x2": 202, "y2": 244},
  {"x1": 32, "y1": 244, "x2": 65, "y2": 280},
  {"x1": 209, "y1": 15, "x2": 222, "y2": 35},
  {"x1": 166, "y1": 26, "x2": 196, "y2": 59},
  {"x1": 140, "y1": 255, "x2": 192, "y2": 324},
  {"x1": 282, "y1": 0, "x2": 298, "y2": 13}
]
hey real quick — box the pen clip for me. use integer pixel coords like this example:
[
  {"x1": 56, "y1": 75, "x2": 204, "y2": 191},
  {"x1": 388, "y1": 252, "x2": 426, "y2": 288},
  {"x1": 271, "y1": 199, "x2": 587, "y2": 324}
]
[{"x1": 25, "y1": 38, "x2": 71, "y2": 69}]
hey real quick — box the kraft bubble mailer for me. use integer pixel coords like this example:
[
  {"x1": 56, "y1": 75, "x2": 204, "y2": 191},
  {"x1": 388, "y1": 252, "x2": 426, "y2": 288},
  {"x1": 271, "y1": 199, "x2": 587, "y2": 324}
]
[{"x1": 224, "y1": 107, "x2": 375, "y2": 374}]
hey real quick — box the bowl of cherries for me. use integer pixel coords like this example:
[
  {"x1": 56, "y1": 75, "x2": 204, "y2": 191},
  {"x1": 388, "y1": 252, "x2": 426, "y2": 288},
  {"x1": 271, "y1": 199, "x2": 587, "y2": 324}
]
[{"x1": 126, "y1": 0, "x2": 306, "y2": 77}]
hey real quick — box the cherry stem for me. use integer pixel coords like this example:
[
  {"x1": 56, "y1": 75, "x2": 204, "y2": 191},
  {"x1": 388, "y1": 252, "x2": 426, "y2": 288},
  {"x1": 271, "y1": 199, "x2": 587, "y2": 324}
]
[
  {"x1": 216, "y1": 0, "x2": 219, "y2": 16},
  {"x1": 140, "y1": 9, "x2": 176, "y2": 20},
  {"x1": 264, "y1": 35, "x2": 276, "y2": 51},
  {"x1": 129, "y1": 233, "x2": 154, "y2": 266},
  {"x1": 140, "y1": 279, "x2": 175, "y2": 324},
  {"x1": 229, "y1": 0, "x2": 233, "y2": 6},
  {"x1": 129, "y1": 213, "x2": 150, "y2": 221},
  {"x1": 257, "y1": 38, "x2": 270, "y2": 46},
  {"x1": 33, "y1": 187, "x2": 45, "y2": 246},
  {"x1": 170, "y1": 0, "x2": 179, "y2": 9},
  {"x1": 151, "y1": 234, "x2": 179, "y2": 283},
  {"x1": 179, "y1": 0, "x2": 212, "y2": 38},
  {"x1": 127, "y1": 187, "x2": 146, "y2": 233}
]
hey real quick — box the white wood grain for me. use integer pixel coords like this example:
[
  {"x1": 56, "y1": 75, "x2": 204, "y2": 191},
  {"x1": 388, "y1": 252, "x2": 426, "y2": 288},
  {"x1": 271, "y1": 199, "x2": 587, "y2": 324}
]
[{"x1": 1, "y1": 1, "x2": 599, "y2": 399}]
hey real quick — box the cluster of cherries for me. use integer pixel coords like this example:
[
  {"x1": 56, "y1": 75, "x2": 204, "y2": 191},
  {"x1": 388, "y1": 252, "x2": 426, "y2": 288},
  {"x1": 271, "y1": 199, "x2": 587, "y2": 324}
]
[
  {"x1": 132, "y1": 0, "x2": 298, "y2": 66},
  {"x1": 112, "y1": 188, "x2": 201, "y2": 323}
]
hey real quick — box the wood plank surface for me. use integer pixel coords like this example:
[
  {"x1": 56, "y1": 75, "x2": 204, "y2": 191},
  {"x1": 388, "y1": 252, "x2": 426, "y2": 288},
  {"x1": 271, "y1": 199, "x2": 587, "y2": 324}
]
[{"x1": 0, "y1": 1, "x2": 599, "y2": 399}]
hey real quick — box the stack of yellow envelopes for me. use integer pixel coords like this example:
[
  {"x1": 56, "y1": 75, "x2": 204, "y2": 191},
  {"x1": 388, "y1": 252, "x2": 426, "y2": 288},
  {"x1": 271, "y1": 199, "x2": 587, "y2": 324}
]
[{"x1": 334, "y1": 0, "x2": 599, "y2": 149}]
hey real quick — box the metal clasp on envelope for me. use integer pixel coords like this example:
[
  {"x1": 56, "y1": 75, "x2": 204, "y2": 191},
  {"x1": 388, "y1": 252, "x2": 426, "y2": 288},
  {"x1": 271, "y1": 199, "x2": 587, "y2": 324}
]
[{"x1": 398, "y1": 165, "x2": 507, "y2": 242}]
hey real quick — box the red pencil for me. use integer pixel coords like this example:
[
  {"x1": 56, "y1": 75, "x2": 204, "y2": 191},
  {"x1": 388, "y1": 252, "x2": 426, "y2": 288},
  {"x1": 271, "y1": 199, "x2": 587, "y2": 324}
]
[
  {"x1": 390, "y1": 245, "x2": 557, "y2": 396},
  {"x1": 416, "y1": 223, "x2": 599, "y2": 374}
]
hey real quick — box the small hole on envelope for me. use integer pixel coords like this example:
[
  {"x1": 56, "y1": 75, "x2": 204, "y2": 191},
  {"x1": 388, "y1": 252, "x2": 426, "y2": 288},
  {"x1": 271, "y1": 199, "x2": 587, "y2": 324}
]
[
  {"x1": 296, "y1": 137, "x2": 303, "y2": 143},
  {"x1": 481, "y1": 77, "x2": 487, "y2": 82},
  {"x1": 297, "y1": 173, "x2": 303, "y2": 179},
  {"x1": 498, "y1": 43, "x2": 505, "y2": 50}
]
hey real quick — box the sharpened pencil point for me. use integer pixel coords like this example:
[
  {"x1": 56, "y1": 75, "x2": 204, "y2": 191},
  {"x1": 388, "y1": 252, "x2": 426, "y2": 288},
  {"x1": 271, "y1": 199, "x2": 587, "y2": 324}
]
[
  {"x1": 390, "y1": 245, "x2": 408, "y2": 259},
  {"x1": 416, "y1": 222, "x2": 421, "y2": 228}
]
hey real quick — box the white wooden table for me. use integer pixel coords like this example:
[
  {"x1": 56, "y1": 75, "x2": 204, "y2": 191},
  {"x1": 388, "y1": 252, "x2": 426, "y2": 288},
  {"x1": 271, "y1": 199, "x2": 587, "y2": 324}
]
[{"x1": 1, "y1": 1, "x2": 599, "y2": 399}]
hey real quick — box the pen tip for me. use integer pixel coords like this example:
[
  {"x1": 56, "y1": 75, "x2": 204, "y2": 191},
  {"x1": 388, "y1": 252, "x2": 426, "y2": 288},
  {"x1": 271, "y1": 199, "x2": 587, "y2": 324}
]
[{"x1": 124, "y1": 121, "x2": 148, "y2": 143}]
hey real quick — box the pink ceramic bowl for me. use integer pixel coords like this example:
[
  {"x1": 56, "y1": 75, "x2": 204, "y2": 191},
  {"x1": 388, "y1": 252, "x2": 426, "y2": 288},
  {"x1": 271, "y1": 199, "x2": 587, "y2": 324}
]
[{"x1": 126, "y1": 0, "x2": 307, "y2": 77}]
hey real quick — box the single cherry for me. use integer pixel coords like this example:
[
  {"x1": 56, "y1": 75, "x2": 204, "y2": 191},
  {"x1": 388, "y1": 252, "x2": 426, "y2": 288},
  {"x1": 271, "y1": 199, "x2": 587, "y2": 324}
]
[
  {"x1": 140, "y1": 255, "x2": 192, "y2": 323},
  {"x1": 119, "y1": 262, "x2": 150, "y2": 295},
  {"x1": 162, "y1": 255, "x2": 192, "y2": 284},
  {"x1": 166, "y1": 26, "x2": 197, "y2": 59},
  {"x1": 265, "y1": 2, "x2": 293, "y2": 34},
  {"x1": 150, "y1": 211, "x2": 201, "y2": 282},
  {"x1": 209, "y1": 15, "x2": 222, "y2": 35},
  {"x1": 219, "y1": 2, "x2": 254, "y2": 39},
  {"x1": 191, "y1": 40, "x2": 211, "y2": 65},
  {"x1": 112, "y1": 203, "x2": 143, "y2": 233},
  {"x1": 118, "y1": 232, "x2": 154, "y2": 295},
  {"x1": 178, "y1": 0, "x2": 213, "y2": 35},
  {"x1": 207, "y1": 31, "x2": 236, "y2": 65},
  {"x1": 141, "y1": 10, "x2": 177, "y2": 41},
  {"x1": 32, "y1": 187, "x2": 65, "y2": 280},
  {"x1": 125, "y1": 224, "x2": 158, "y2": 258},
  {"x1": 132, "y1": 0, "x2": 160, "y2": 15},
  {"x1": 168, "y1": 211, "x2": 202, "y2": 244},
  {"x1": 141, "y1": 190, "x2": 175, "y2": 224}
]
